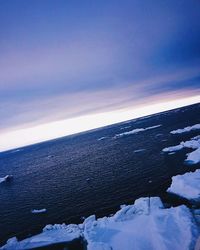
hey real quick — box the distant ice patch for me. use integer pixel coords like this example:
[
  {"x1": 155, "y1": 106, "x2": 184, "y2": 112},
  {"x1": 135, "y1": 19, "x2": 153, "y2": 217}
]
[
  {"x1": 0, "y1": 175, "x2": 13, "y2": 184},
  {"x1": 31, "y1": 209, "x2": 47, "y2": 214},
  {"x1": 97, "y1": 137, "x2": 107, "y2": 141},
  {"x1": 114, "y1": 125, "x2": 161, "y2": 138},
  {"x1": 167, "y1": 169, "x2": 200, "y2": 201},
  {"x1": 120, "y1": 125, "x2": 131, "y2": 130},
  {"x1": 134, "y1": 149, "x2": 146, "y2": 153},
  {"x1": 171, "y1": 124, "x2": 200, "y2": 134}
]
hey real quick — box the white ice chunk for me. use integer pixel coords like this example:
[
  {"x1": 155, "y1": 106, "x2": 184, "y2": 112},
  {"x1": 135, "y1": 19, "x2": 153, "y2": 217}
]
[
  {"x1": 1, "y1": 224, "x2": 81, "y2": 249},
  {"x1": 171, "y1": 124, "x2": 200, "y2": 134},
  {"x1": 162, "y1": 136, "x2": 200, "y2": 164},
  {"x1": 31, "y1": 209, "x2": 47, "y2": 214},
  {"x1": 114, "y1": 125, "x2": 161, "y2": 138},
  {"x1": 167, "y1": 169, "x2": 200, "y2": 200},
  {"x1": 185, "y1": 148, "x2": 200, "y2": 165}
]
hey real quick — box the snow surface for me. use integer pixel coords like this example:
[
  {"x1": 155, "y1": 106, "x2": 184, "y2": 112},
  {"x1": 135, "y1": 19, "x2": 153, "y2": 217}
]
[
  {"x1": 167, "y1": 169, "x2": 200, "y2": 201},
  {"x1": 162, "y1": 136, "x2": 200, "y2": 165},
  {"x1": 0, "y1": 175, "x2": 13, "y2": 184},
  {"x1": 171, "y1": 124, "x2": 200, "y2": 134},
  {"x1": 2, "y1": 197, "x2": 198, "y2": 250},
  {"x1": 31, "y1": 209, "x2": 47, "y2": 214},
  {"x1": 114, "y1": 125, "x2": 161, "y2": 138}
]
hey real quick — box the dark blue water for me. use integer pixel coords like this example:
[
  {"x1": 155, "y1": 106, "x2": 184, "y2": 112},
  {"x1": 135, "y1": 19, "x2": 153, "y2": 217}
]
[{"x1": 0, "y1": 103, "x2": 200, "y2": 246}]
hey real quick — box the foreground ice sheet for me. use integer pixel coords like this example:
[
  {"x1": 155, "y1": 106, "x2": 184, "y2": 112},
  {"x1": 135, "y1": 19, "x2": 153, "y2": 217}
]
[
  {"x1": 114, "y1": 125, "x2": 161, "y2": 138},
  {"x1": 171, "y1": 124, "x2": 200, "y2": 134},
  {"x1": 167, "y1": 169, "x2": 200, "y2": 201},
  {"x1": 2, "y1": 197, "x2": 198, "y2": 250},
  {"x1": 162, "y1": 136, "x2": 200, "y2": 164}
]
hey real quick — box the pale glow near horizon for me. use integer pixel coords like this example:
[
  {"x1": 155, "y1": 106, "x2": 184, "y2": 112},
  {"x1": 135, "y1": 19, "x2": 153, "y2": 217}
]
[{"x1": 0, "y1": 95, "x2": 199, "y2": 152}]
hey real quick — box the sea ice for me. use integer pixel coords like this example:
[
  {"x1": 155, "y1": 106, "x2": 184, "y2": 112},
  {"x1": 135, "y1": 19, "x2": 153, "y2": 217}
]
[
  {"x1": 185, "y1": 148, "x2": 200, "y2": 165},
  {"x1": 1, "y1": 197, "x2": 199, "y2": 250},
  {"x1": 1, "y1": 224, "x2": 81, "y2": 250},
  {"x1": 97, "y1": 137, "x2": 107, "y2": 141},
  {"x1": 134, "y1": 149, "x2": 146, "y2": 153},
  {"x1": 0, "y1": 175, "x2": 13, "y2": 184},
  {"x1": 167, "y1": 169, "x2": 200, "y2": 201},
  {"x1": 114, "y1": 125, "x2": 161, "y2": 138},
  {"x1": 83, "y1": 197, "x2": 198, "y2": 250},
  {"x1": 31, "y1": 209, "x2": 47, "y2": 214},
  {"x1": 162, "y1": 136, "x2": 200, "y2": 164},
  {"x1": 171, "y1": 124, "x2": 200, "y2": 134}
]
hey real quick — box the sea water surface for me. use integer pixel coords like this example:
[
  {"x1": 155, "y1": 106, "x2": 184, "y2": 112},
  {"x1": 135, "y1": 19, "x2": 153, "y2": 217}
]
[{"x1": 0, "y1": 103, "x2": 200, "y2": 246}]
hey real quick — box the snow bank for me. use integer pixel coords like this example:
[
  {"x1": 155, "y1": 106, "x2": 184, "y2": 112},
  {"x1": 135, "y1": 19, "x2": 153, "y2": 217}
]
[
  {"x1": 83, "y1": 197, "x2": 198, "y2": 250},
  {"x1": 167, "y1": 169, "x2": 200, "y2": 201},
  {"x1": 114, "y1": 125, "x2": 161, "y2": 138},
  {"x1": 31, "y1": 209, "x2": 47, "y2": 214},
  {"x1": 1, "y1": 224, "x2": 81, "y2": 250},
  {"x1": 0, "y1": 175, "x2": 13, "y2": 184},
  {"x1": 171, "y1": 124, "x2": 200, "y2": 134}
]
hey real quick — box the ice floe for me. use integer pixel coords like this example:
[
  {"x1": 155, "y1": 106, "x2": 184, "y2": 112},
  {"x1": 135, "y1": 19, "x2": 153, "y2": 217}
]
[
  {"x1": 0, "y1": 175, "x2": 13, "y2": 184},
  {"x1": 186, "y1": 148, "x2": 200, "y2": 165},
  {"x1": 171, "y1": 124, "x2": 200, "y2": 134},
  {"x1": 2, "y1": 197, "x2": 198, "y2": 250},
  {"x1": 31, "y1": 209, "x2": 47, "y2": 214},
  {"x1": 162, "y1": 136, "x2": 200, "y2": 165},
  {"x1": 1, "y1": 224, "x2": 81, "y2": 250},
  {"x1": 114, "y1": 125, "x2": 161, "y2": 138},
  {"x1": 167, "y1": 169, "x2": 200, "y2": 201}
]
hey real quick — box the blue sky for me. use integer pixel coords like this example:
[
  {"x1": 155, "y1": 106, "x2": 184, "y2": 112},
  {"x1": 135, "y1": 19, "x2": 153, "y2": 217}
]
[{"x1": 0, "y1": 0, "x2": 200, "y2": 150}]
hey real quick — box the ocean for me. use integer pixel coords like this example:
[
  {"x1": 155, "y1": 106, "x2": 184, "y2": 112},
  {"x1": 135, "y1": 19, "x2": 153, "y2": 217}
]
[{"x1": 0, "y1": 103, "x2": 200, "y2": 247}]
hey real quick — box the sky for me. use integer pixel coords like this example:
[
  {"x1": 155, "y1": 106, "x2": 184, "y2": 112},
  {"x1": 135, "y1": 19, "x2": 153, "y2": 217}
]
[{"x1": 0, "y1": 0, "x2": 200, "y2": 151}]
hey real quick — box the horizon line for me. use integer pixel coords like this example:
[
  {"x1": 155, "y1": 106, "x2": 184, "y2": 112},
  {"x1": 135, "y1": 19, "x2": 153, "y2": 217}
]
[{"x1": 0, "y1": 95, "x2": 199, "y2": 153}]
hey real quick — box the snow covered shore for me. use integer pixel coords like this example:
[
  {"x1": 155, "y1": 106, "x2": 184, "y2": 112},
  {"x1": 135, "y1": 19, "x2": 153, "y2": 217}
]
[{"x1": 1, "y1": 197, "x2": 199, "y2": 250}]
